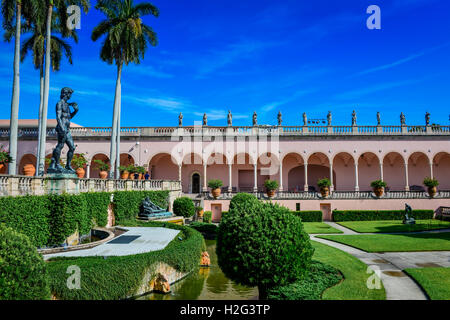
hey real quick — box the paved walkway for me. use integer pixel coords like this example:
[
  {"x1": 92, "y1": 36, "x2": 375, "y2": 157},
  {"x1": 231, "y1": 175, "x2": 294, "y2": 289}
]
[
  {"x1": 43, "y1": 227, "x2": 180, "y2": 260},
  {"x1": 309, "y1": 222, "x2": 450, "y2": 300}
]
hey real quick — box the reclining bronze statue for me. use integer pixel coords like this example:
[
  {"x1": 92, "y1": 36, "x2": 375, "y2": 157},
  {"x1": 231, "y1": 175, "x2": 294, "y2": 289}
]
[{"x1": 139, "y1": 197, "x2": 172, "y2": 219}]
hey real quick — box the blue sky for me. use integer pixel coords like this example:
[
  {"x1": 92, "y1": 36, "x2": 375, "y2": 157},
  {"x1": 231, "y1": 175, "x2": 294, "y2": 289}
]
[{"x1": 1, "y1": 0, "x2": 450, "y2": 127}]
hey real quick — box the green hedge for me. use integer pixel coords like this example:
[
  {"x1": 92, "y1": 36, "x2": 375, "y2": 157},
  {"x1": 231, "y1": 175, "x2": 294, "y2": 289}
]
[
  {"x1": 333, "y1": 210, "x2": 434, "y2": 222},
  {"x1": 203, "y1": 211, "x2": 212, "y2": 223},
  {"x1": 0, "y1": 191, "x2": 170, "y2": 247},
  {"x1": 292, "y1": 211, "x2": 323, "y2": 222},
  {"x1": 47, "y1": 221, "x2": 205, "y2": 300},
  {"x1": 189, "y1": 222, "x2": 218, "y2": 239}
]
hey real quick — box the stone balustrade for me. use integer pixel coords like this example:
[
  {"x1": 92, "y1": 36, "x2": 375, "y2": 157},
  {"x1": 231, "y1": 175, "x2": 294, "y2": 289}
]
[
  {"x1": 0, "y1": 174, "x2": 181, "y2": 197},
  {"x1": 1, "y1": 124, "x2": 449, "y2": 140}
]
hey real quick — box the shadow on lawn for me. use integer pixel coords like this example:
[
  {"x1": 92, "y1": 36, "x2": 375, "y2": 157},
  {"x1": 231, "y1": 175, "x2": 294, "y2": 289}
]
[{"x1": 370, "y1": 220, "x2": 450, "y2": 234}]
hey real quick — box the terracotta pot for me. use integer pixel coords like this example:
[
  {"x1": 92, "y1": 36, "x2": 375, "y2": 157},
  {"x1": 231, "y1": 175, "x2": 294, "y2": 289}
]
[
  {"x1": 76, "y1": 168, "x2": 85, "y2": 178},
  {"x1": 129, "y1": 173, "x2": 135, "y2": 180},
  {"x1": 373, "y1": 187, "x2": 384, "y2": 197},
  {"x1": 138, "y1": 174, "x2": 143, "y2": 180},
  {"x1": 23, "y1": 164, "x2": 36, "y2": 176},
  {"x1": 266, "y1": 190, "x2": 276, "y2": 198},
  {"x1": 320, "y1": 187, "x2": 329, "y2": 198},
  {"x1": 197, "y1": 210, "x2": 204, "y2": 218},
  {"x1": 211, "y1": 188, "x2": 221, "y2": 199},
  {"x1": 0, "y1": 164, "x2": 4, "y2": 173},
  {"x1": 121, "y1": 171, "x2": 129, "y2": 179},
  {"x1": 99, "y1": 171, "x2": 108, "y2": 179},
  {"x1": 428, "y1": 186, "x2": 437, "y2": 198}
]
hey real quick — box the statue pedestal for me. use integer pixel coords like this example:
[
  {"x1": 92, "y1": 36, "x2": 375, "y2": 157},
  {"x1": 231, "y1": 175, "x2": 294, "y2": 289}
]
[{"x1": 45, "y1": 173, "x2": 80, "y2": 195}]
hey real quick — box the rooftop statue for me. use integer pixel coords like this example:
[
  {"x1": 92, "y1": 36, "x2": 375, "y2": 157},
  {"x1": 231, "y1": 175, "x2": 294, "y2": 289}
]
[
  {"x1": 227, "y1": 110, "x2": 232, "y2": 127},
  {"x1": 400, "y1": 112, "x2": 406, "y2": 126},
  {"x1": 425, "y1": 112, "x2": 430, "y2": 126},
  {"x1": 303, "y1": 112, "x2": 307, "y2": 126},
  {"x1": 253, "y1": 111, "x2": 257, "y2": 126},
  {"x1": 278, "y1": 111, "x2": 282, "y2": 126},
  {"x1": 377, "y1": 112, "x2": 381, "y2": 126},
  {"x1": 327, "y1": 111, "x2": 332, "y2": 126},
  {"x1": 203, "y1": 113, "x2": 207, "y2": 126},
  {"x1": 179, "y1": 113, "x2": 183, "y2": 127},
  {"x1": 47, "y1": 87, "x2": 79, "y2": 175},
  {"x1": 352, "y1": 110, "x2": 357, "y2": 126}
]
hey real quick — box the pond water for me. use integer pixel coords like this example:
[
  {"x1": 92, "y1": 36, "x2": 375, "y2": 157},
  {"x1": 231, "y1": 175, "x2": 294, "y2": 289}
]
[{"x1": 141, "y1": 240, "x2": 259, "y2": 300}]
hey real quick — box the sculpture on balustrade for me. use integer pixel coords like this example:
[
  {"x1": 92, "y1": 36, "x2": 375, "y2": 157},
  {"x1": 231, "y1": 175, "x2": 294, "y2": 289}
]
[
  {"x1": 179, "y1": 113, "x2": 183, "y2": 127},
  {"x1": 303, "y1": 112, "x2": 307, "y2": 126},
  {"x1": 253, "y1": 111, "x2": 258, "y2": 126},
  {"x1": 327, "y1": 111, "x2": 332, "y2": 126},
  {"x1": 425, "y1": 112, "x2": 430, "y2": 126},
  {"x1": 47, "y1": 87, "x2": 79, "y2": 175},
  {"x1": 403, "y1": 203, "x2": 416, "y2": 225},
  {"x1": 351, "y1": 110, "x2": 357, "y2": 126},
  {"x1": 377, "y1": 112, "x2": 381, "y2": 126},
  {"x1": 227, "y1": 110, "x2": 232, "y2": 127},
  {"x1": 278, "y1": 111, "x2": 282, "y2": 126},
  {"x1": 400, "y1": 112, "x2": 406, "y2": 126},
  {"x1": 138, "y1": 197, "x2": 172, "y2": 219},
  {"x1": 203, "y1": 113, "x2": 207, "y2": 126}
]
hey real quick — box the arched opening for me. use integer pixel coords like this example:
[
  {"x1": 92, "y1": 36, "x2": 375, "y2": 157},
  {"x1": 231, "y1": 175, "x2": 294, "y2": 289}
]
[
  {"x1": 434, "y1": 152, "x2": 450, "y2": 190},
  {"x1": 207, "y1": 153, "x2": 228, "y2": 191},
  {"x1": 358, "y1": 152, "x2": 381, "y2": 191},
  {"x1": 90, "y1": 154, "x2": 110, "y2": 179},
  {"x1": 18, "y1": 154, "x2": 37, "y2": 176},
  {"x1": 283, "y1": 153, "x2": 304, "y2": 192},
  {"x1": 408, "y1": 152, "x2": 430, "y2": 191},
  {"x1": 333, "y1": 152, "x2": 355, "y2": 191},
  {"x1": 257, "y1": 152, "x2": 280, "y2": 191},
  {"x1": 149, "y1": 153, "x2": 179, "y2": 181},
  {"x1": 383, "y1": 152, "x2": 406, "y2": 191},
  {"x1": 233, "y1": 153, "x2": 254, "y2": 192},
  {"x1": 120, "y1": 153, "x2": 135, "y2": 167},
  {"x1": 182, "y1": 153, "x2": 203, "y2": 193},
  {"x1": 306, "y1": 152, "x2": 331, "y2": 192},
  {"x1": 191, "y1": 173, "x2": 201, "y2": 194}
]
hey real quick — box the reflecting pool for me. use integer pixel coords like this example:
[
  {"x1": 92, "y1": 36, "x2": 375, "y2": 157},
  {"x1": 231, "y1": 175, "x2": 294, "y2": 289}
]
[{"x1": 141, "y1": 240, "x2": 258, "y2": 300}]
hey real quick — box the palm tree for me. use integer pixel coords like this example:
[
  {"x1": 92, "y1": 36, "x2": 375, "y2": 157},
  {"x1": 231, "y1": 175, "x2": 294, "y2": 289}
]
[
  {"x1": 92, "y1": 0, "x2": 159, "y2": 178},
  {"x1": 1, "y1": 0, "x2": 38, "y2": 175},
  {"x1": 37, "y1": 0, "x2": 89, "y2": 176}
]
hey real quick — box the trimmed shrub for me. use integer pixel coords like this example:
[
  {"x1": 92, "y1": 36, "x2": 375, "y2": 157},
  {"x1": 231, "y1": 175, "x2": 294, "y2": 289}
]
[
  {"x1": 292, "y1": 211, "x2": 323, "y2": 222},
  {"x1": 0, "y1": 225, "x2": 50, "y2": 300},
  {"x1": 217, "y1": 195, "x2": 314, "y2": 299},
  {"x1": 189, "y1": 222, "x2": 218, "y2": 239},
  {"x1": 172, "y1": 197, "x2": 195, "y2": 218},
  {"x1": 229, "y1": 193, "x2": 260, "y2": 211},
  {"x1": 333, "y1": 210, "x2": 434, "y2": 222},
  {"x1": 203, "y1": 211, "x2": 212, "y2": 223}
]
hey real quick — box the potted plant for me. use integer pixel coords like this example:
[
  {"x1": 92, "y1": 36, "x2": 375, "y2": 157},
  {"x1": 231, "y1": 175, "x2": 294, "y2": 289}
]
[
  {"x1": 317, "y1": 178, "x2": 331, "y2": 198},
  {"x1": 423, "y1": 177, "x2": 439, "y2": 198},
  {"x1": 93, "y1": 159, "x2": 110, "y2": 179},
  {"x1": 370, "y1": 180, "x2": 387, "y2": 197},
  {"x1": 196, "y1": 206, "x2": 204, "y2": 220},
  {"x1": 119, "y1": 165, "x2": 129, "y2": 179},
  {"x1": 264, "y1": 179, "x2": 279, "y2": 198},
  {"x1": 137, "y1": 166, "x2": 146, "y2": 180},
  {"x1": 208, "y1": 179, "x2": 223, "y2": 199},
  {"x1": 71, "y1": 154, "x2": 88, "y2": 178},
  {"x1": 0, "y1": 145, "x2": 12, "y2": 172},
  {"x1": 128, "y1": 165, "x2": 137, "y2": 180}
]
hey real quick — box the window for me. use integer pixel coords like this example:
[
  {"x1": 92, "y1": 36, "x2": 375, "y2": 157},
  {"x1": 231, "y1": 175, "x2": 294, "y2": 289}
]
[{"x1": 296, "y1": 203, "x2": 300, "y2": 211}]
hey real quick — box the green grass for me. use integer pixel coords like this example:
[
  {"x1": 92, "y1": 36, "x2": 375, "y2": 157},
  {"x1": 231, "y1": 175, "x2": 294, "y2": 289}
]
[
  {"x1": 404, "y1": 267, "x2": 450, "y2": 300},
  {"x1": 303, "y1": 222, "x2": 343, "y2": 234},
  {"x1": 337, "y1": 220, "x2": 450, "y2": 233},
  {"x1": 317, "y1": 232, "x2": 450, "y2": 252},
  {"x1": 311, "y1": 241, "x2": 385, "y2": 300}
]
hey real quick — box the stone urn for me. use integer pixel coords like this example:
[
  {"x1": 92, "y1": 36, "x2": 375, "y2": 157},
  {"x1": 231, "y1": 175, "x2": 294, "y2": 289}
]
[
  {"x1": 121, "y1": 171, "x2": 129, "y2": 180},
  {"x1": 99, "y1": 171, "x2": 108, "y2": 179},
  {"x1": 23, "y1": 164, "x2": 36, "y2": 176},
  {"x1": 211, "y1": 188, "x2": 221, "y2": 199},
  {"x1": 373, "y1": 187, "x2": 384, "y2": 197},
  {"x1": 428, "y1": 186, "x2": 437, "y2": 198},
  {"x1": 76, "y1": 168, "x2": 85, "y2": 178},
  {"x1": 266, "y1": 190, "x2": 276, "y2": 198},
  {"x1": 320, "y1": 187, "x2": 329, "y2": 198}
]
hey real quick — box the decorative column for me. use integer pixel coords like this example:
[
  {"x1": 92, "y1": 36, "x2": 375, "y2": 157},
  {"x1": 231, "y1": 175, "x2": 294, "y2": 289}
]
[
  {"x1": 86, "y1": 163, "x2": 91, "y2": 179},
  {"x1": 228, "y1": 164, "x2": 232, "y2": 192},
  {"x1": 329, "y1": 162, "x2": 334, "y2": 192},
  {"x1": 203, "y1": 164, "x2": 208, "y2": 192},
  {"x1": 253, "y1": 163, "x2": 258, "y2": 192},
  {"x1": 304, "y1": 163, "x2": 309, "y2": 192},
  {"x1": 279, "y1": 162, "x2": 283, "y2": 192},
  {"x1": 354, "y1": 163, "x2": 359, "y2": 192},
  {"x1": 379, "y1": 162, "x2": 383, "y2": 181},
  {"x1": 404, "y1": 162, "x2": 410, "y2": 191},
  {"x1": 178, "y1": 164, "x2": 182, "y2": 182},
  {"x1": 429, "y1": 160, "x2": 434, "y2": 179}
]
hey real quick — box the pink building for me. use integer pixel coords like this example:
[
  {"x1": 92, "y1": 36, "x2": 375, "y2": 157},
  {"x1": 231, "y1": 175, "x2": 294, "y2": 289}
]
[{"x1": 1, "y1": 117, "x2": 449, "y2": 221}]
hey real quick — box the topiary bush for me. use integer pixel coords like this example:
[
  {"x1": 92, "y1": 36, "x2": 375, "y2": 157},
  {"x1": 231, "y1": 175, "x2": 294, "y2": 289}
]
[
  {"x1": 203, "y1": 211, "x2": 212, "y2": 223},
  {"x1": 0, "y1": 225, "x2": 50, "y2": 300},
  {"x1": 217, "y1": 194, "x2": 314, "y2": 299},
  {"x1": 229, "y1": 193, "x2": 260, "y2": 211},
  {"x1": 173, "y1": 197, "x2": 195, "y2": 218}
]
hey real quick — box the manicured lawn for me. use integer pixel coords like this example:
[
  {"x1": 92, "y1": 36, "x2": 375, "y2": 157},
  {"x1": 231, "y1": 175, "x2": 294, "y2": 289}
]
[
  {"x1": 311, "y1": 241, "x2": 386, "y2": 300},
  {"x1": 337, "y1": 220, "x2": 450, "y2": 233},
  {"x1": 317, "y1": 232, "x2": 450, "y2": 252},
  {"x1": 404, "y1": 267, "x2": 450, "y2": 300},
  {"x1": 303, "y1": 222, "x2": 343, "y2": 234}
]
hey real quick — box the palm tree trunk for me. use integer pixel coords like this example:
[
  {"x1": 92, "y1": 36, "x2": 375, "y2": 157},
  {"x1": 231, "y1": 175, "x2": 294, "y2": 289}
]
[
  {"x1": 109, "y1": 62, "x2": 122, "y2": 178},
  {"x1": 115, "y1": 104, "x2": 121, "y2": 179},
  {"x1": 37, "y1": 3, "x2": 53, "y2": 175},
  {"x1": 8, "y1": 2, "x2": 22, "y2": 175},
  {"x1": 35, "y1": 64, "x2": 45, "y2": 175}
]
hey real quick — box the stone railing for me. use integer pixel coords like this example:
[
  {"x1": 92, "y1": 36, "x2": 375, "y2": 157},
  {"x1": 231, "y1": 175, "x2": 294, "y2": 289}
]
[
  {"x1": 0, "y1": 175, "x2": 181, "y2": 197},
  {"x1": 1, "y1": 124, "x2": 449, "y2": 140},
  {"x1": 201, "y1": 190, "x2": 450, "y2": 200}
]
